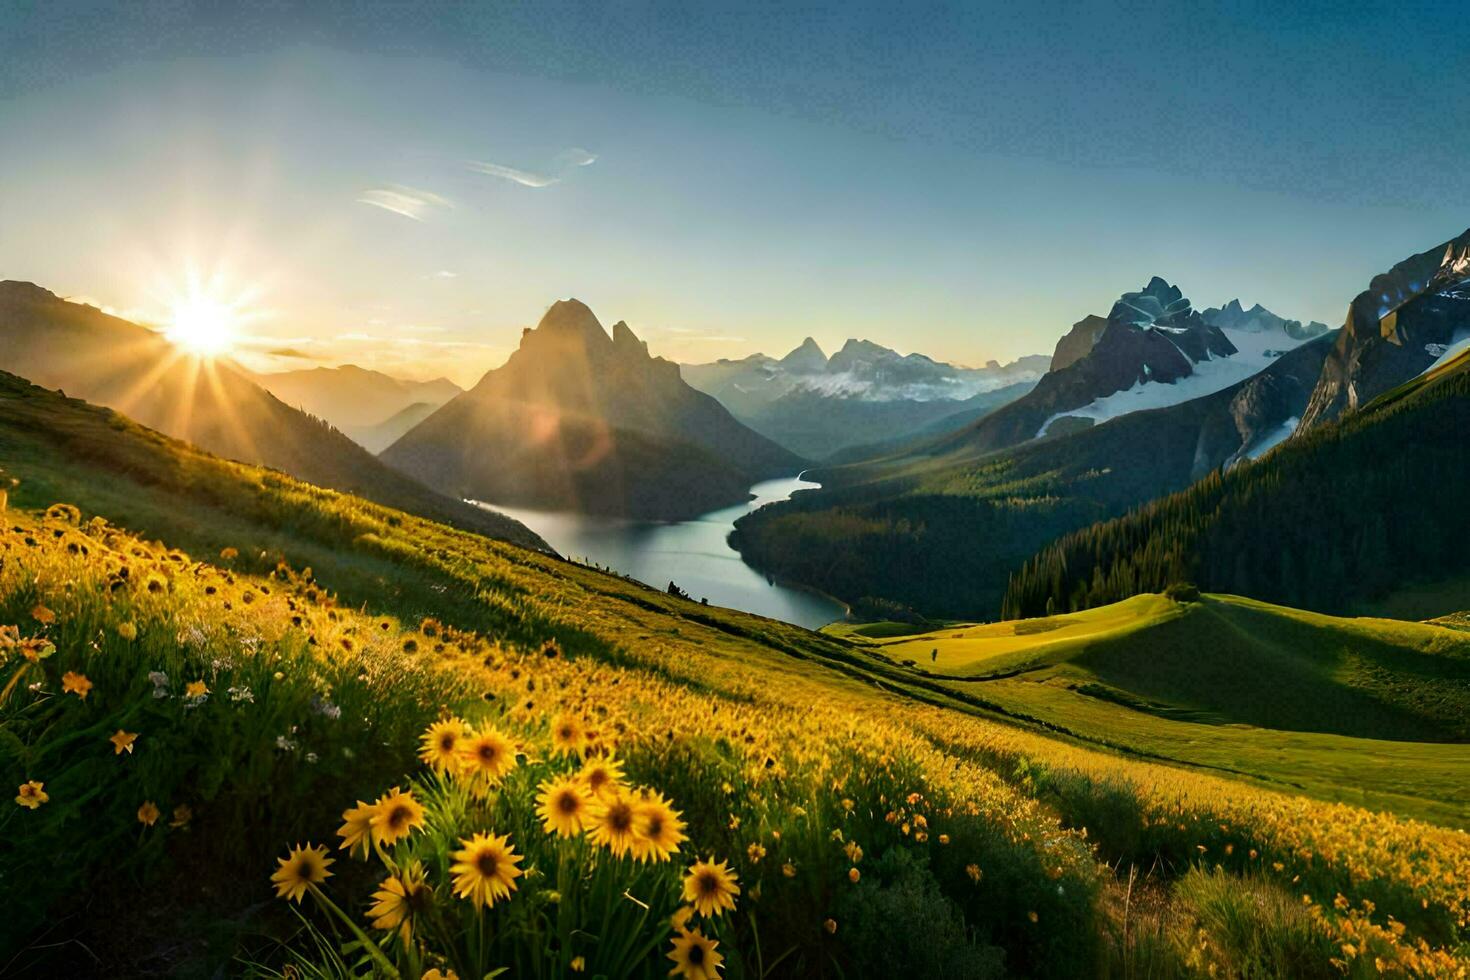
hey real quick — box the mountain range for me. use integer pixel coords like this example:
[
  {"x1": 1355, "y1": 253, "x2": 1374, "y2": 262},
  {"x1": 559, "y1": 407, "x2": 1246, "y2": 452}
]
[
  {"x1": 252, "y1": 365, "x2": 462, "y2": 452},
  {"x1": 0, "y1": 280, "x2": 545, "y2": 550},
  {"x1": 381, "y1": 299, "x2": 803, "y2": 519},
  {"x1": 681, "y1": 338, "x2": 1047, "y2": 458},
  {"x1": 728, "y1": 261, "x2": 1423, "y2": 619}
]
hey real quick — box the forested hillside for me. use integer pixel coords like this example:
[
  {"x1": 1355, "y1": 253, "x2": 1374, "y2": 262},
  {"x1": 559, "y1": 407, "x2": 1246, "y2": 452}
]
[{"x1": 1003, "y1": 351, "x2": 1470, "y2": 618}]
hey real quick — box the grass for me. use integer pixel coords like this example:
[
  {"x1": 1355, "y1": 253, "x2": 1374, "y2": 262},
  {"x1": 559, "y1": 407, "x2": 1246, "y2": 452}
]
[
  {"x1": 841, "y1": 593, "x2": 1470, "y2": 825},
  {"x1": 1, "y1": 374, "x2": 1468, "y2": 976}
]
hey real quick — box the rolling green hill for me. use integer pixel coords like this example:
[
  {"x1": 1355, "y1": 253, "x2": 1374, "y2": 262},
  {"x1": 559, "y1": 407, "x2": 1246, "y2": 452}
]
[
  {"x1": 838, "y1": 592, "x2": 1470, "y2": 823},
  {"x1": 1003, "y1": 348, "x2": 1470, "y2": 620}
]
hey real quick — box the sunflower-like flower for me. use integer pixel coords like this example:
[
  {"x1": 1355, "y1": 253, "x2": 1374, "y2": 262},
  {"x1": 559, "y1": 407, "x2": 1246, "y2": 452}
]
[
  {"x1": 110, "y1": 730, "x2": 138, "y2": 755},
  {"x1": 337, "y1": 800, "x2": 378, "y2": 858},
  {"x1": 271, "y1": 843, "x2": 334, "y2": 902},
  {"x1": 61, "y1": 671, "x2": 92, "y2": 700},
  {"x1": 632, "y1": 791, "x2": 686, "y2": 863},
  {"x1": 458, "y1": 726, "x2": 518, "y2": 787},
  {"x1": 371, "y1": 787, "x2": 427, "y2": 847},
  {"x1": 682, "y1": 858, "x2": 740, "y2": 918},
  {"x1": 369, "y1": 860, "x2": 433, "y2": 943},
  {"x1": 535, "y1": 775, "x2": 590, "y2": 838},
  {"x1": 578, "y1": 755, "x2": 625, "y2": 800},
  {"x1": 449, "y1": 832, "x2": 523, "y2": 909},
  {"x1": 549, "y1": 713, "x2": 589, "y2": 758},
  {"x1": 419, "y1": 717, "x2": 469, "y2": 774},
  {"x1": 586, "y1": 788, "x2": 640, "y2": 857},
  {"x1": 138, "y1": 800, "x2": 160, "y2": 826},
  {"x1": 15, "y1": 780, "x2": 47, "y2": 809},
  {"x1": 667, "y1": 927, "x2": 724, "y2": 980}
]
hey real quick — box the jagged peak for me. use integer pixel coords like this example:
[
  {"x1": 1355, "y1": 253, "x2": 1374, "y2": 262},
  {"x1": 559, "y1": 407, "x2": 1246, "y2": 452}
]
[
  {"x1": 779, "y1": 335, "x2": 828, "y2": 370},
  {"x1": 611, "y1": 319, "x2": 648, "y2": 355}
]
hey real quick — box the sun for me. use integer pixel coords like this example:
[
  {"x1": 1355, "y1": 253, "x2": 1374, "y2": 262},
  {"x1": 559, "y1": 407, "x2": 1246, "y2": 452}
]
[{"x1": 166, "y1": 293, "x2": 240, "y2": 357}]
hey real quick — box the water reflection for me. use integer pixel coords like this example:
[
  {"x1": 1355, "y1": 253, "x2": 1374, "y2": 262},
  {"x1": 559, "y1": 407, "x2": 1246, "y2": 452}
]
[{"x1": 485, "y1": 475, "x2": 844, "y2": 630}]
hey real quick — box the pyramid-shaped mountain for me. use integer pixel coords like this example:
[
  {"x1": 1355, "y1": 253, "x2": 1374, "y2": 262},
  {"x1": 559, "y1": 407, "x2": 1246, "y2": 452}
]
[{"x1": 381, "y1": 300, "x2": 804, "y2": 519}]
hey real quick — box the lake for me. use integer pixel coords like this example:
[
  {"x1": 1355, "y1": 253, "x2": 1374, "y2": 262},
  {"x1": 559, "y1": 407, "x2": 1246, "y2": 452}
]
[{"x1": 484, "y1": 474, "x2": 846, "y2": 630}]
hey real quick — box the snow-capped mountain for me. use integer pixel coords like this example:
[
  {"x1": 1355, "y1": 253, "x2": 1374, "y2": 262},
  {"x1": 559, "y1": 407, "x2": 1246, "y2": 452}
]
[
  {"x1": 945, "y1": 277, "x2": 1326, "y2": 453},
  {"x1": 681, "y1": 339, "x2": 1047, "y2": 457}
]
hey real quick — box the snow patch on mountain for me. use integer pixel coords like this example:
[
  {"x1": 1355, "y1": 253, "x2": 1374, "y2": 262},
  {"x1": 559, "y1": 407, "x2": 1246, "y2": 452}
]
[{"x1": 1036, "y1": 328, "x2": 1303, "y2": 435}]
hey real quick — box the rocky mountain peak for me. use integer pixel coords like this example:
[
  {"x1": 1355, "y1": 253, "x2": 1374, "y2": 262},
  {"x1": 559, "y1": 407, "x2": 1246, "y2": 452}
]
[{"x1": 779, "y1": 336, "x2": 828, "y2": 372}]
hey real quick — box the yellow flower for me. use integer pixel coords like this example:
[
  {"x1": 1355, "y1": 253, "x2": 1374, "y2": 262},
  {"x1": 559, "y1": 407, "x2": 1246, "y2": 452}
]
[
  {"x1": 578, "y1": 755, "x2": 625, "y2": 799},
  {"x1": 371, "y1": 786, "x2": 427, "y2": 846},
  {"x1": 185, "y1": 680, "x2": 208, "y2": 699},
  {"x1": 747, "y1": 842, "x2": 766, "y2": 863},
  {"x1": 138, "y1": 800, "x2": 160, "y2": 826},
  {"x1": 682, "y1": 858, "x2": 740, "y2": 918},
  {"x1": 535, "y1": 775, "x2": 590, "y2": 838},
  {"x1": 337, "y1": 800, "x2": 377, "y2": 858},
  {"x1": 848, "y1": 867, "x2": 861, "y2": 883},
  {"x1": 671, "y1": 905, "x2": 696, "y2": 933},
  {"x1": 550, "y1": 712, "x2": 589, "y2": 758},
  {"x1": 271, "y1": 843, "x2": 334, "y2": 902},
  {"x1": 419, "y1": 718, "x2": 468, "y2": 773},
  {"x1": 966, "y1": 863, "x2": 982, "y2": 883},
  {"x1": 667, "y1": 927, "x2": 723, "y2": 980},
  {"x1": 632, "y1": 791, "x2": 687, "y2": 863},
  {"x1": 421, "y1": 971, "x2": 457, "y2": 980},
  {"x1": 844, "y1": 841, "x2": 863, "y2": 864},
  {"x1": 30, "y1": 605, "x2": 55, "y2": 625},
  {"x1": 458, "y1": 726, "x2": 518, "y2": 786},
  {"x1": 781, "y1": 862, "x2": 796, "y2": 878},
  {"x1": 110, "y1": 730, "x2": 138, "y2": 755},
  {"x1": 570, "y1": 956, "x2": 586, "y2": 972},
  {"x1": 220, "y1": 547, "x2": 239, "y2": 560},
  {"x1": 15, "y1": 780, "x2": 47, "y2": 809},
  {"x1": 117, "y1": 622, "x2": 138, "y2": 641},
  {"x1": 61, "y1": 671, "x2": 92, "y2": 700},
  {"x1": 449, "y1": 831, "x2": 523, "y2": 909},
  {"x1": 824, "y1": 918, "x2": 837, "y2": 935},
  {"x1": 369, "y1": 861, "x2": 432, "y2": 943},
  {"x1": 587, "y1": 789, "x2": 640, "y2": 857},
  {"x1": 170, "y1": 804, "x2": 193, "y2": 828}
]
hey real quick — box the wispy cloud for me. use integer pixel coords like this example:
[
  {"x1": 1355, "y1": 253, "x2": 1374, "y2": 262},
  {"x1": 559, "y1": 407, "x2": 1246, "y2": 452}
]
[
  {"x1": 468, "y1": 146, "x2": 599, "y2": 189},
  {"x1": 426, "y1": 269, "x2": 458, "y2": 279},
  {"x1": 357, "y1": 185, "x2": 452, "y2": 220}
]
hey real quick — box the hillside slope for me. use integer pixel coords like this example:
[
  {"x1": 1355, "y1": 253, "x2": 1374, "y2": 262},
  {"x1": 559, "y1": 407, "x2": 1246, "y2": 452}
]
[
  {"x1": 3, "y1": 377, "x2": 1468, "y2": 976},
  {"x1": 384, "y1": 300, "x2": 803, "y2": 519},
  {"x1": 1004, "y1": 346, "x2": 1470, "y2": 618},
  {"x1": 252, "y1": 364, "x2": 461, "y2": 447},
  {"x1": 0, "y1": 282, "x2": 543, "y2": 548}
]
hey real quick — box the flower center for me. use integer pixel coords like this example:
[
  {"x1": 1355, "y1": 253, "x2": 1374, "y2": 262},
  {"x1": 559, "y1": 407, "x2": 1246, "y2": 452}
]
[
  {"x1": 688, "y1": 944, "x2": 705, "y2": 965},
  {"x1": 609, "y1": 803, "x2": 633, "y2": 832},
  {"x1": 557, "y1": 791, "x2": 579, "y2": 814},
  {"x1": 477, "y1": 852, "x2": 499, "y2": 878},
  {"x1": 698, "y1": 871, "x2": 719, "y2": 895},
  {"x1": 388, "y1": 804, "x2": 412, "y2": 828}
]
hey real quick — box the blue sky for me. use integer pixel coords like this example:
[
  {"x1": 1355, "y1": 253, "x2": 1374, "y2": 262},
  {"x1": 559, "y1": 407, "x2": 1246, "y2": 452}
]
[{"x1": 1, "y1": 2, "x2": 1465, "y2": 385}]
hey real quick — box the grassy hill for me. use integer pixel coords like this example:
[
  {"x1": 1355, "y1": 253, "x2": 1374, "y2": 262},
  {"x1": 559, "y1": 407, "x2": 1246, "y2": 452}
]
[
  {"x1": 839, "y1": 593, "x2": 1470, "y2": 824},
  {"x1": 2, "y1": 378, "x2": 1467, "y2": 976},
  {"x1": 1004, "y1": 348, "x2": 1470, "y2": 620}
]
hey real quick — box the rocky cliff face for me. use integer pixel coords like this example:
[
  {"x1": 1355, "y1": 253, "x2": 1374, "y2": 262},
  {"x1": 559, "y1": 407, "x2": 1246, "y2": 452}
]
[
  {"x1": 1298, "y1": 228, "x2": 1470, "y2": 431},
  {"x1": 1202, "y1": 299, "x2": 1330, "y2": 342},
  {"x1": 382, "y1": 299, "x2": 802, "y2": 519},
  {"x1": 953, "y1": 277, "x2": 1241, "y2": 453}
]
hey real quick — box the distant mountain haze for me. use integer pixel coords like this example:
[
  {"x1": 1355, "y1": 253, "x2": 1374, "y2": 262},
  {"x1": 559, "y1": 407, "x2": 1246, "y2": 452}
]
[
  {"x1": 0, "y1": 280, "x2": 547, "y2": 550},
  {"x1": 681, "y1": 336, "x2": 1048, "y2": 458},
  {"x1": 382, "y1": 299, "x2": 803, "y2": 519},
  {"x1": 252, "y1": 364, "x2": 461, "y2": 451}
]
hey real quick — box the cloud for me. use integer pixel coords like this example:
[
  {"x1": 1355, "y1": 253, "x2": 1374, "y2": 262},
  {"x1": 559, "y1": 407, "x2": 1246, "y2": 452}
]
[
  {"x1": 265, "y1": 347, "x2": 314, "y2": 359},
  {"x1": 468, "y1": 146, "x2": 598, "y2": 189},
  {"x1": 357, "y1": 185, "x2": 452, "y2": 220},
  {"x1": 426, "y1": 269, "x2": 458, "y2": 279}
]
